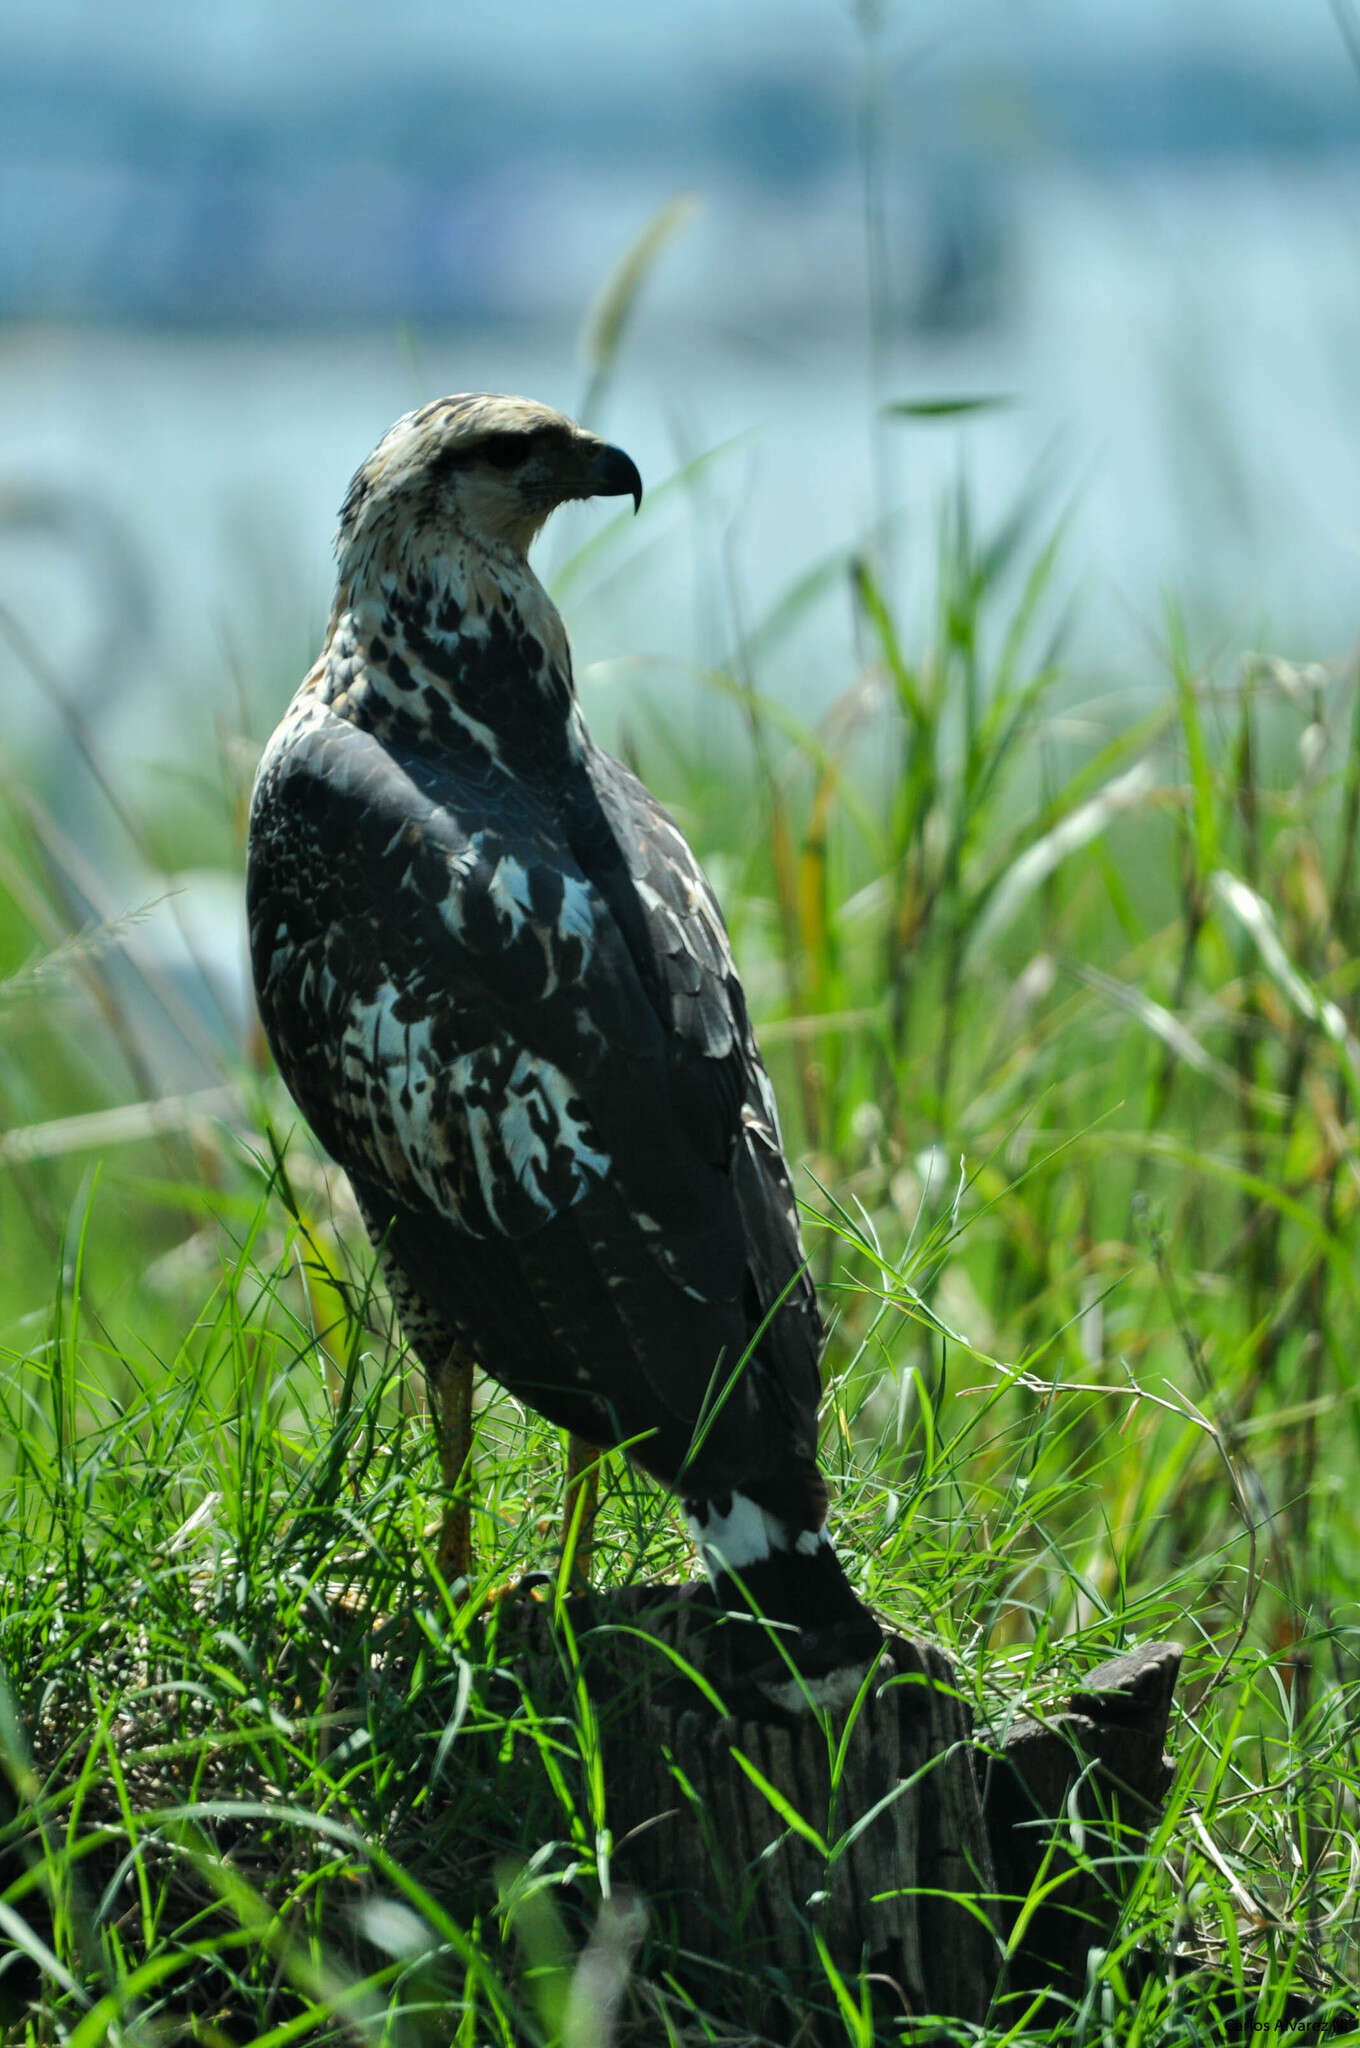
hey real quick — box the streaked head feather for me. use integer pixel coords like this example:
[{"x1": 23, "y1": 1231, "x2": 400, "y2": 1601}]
[{"x1": 336, "y1": 393, "x2": 640, "y2": 577}]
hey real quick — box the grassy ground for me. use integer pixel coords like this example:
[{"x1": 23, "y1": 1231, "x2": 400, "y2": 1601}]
[{"x1": 1, "y1": 436, "x2": 1359, "y2": 2043}]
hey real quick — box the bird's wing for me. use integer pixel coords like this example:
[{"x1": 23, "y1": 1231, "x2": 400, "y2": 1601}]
[
  {"x1": 248, "y1": 703, "x2": 821, "y2": 1416},
  {"x1": 579, "y1": 745, "x2": 820, "y2": 1343}
]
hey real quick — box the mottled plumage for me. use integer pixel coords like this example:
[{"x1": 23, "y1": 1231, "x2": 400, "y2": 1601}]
[{"x1": 247, "y1": 394, "x2": 878, "y2": 1679}]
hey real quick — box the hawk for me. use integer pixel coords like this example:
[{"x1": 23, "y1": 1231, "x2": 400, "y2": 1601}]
[{"x1": 247, "y1": 394, "x2": 879, "y2": 1682}]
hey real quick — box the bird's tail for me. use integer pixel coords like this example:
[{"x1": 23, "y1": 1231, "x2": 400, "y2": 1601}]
[{"x1": 685, "y1": 1486, "x2": 881, "y2": 1704}]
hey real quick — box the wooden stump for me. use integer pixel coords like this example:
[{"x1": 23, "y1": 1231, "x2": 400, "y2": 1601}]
[
  {"x1": 980, "y1": 1640, "x2": 1184, "y2": 2017},
  {"x1": 489, "y1": 1583, "x2": 1182, "y2": 2033},
  {"x1": 607, "y1": 1624, "x2": 999, "y2": 2022}
]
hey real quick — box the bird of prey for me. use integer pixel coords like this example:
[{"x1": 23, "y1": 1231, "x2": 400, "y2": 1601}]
[{"x1": 247, "y1": 394, "x2": 879, "y2": 1682}]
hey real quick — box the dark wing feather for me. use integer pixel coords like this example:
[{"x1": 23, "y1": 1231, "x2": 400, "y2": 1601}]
[
  {"x1": 248, "y1": 699, "x2": 821, "y2": 1488},
  {"x1": 578, "y1": 742, "x2": 822, "y2": 1354}
]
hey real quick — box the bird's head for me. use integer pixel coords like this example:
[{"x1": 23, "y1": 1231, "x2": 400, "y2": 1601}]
[{"x1": 336, "y1": 394, "x2": 642, "y2": 579}]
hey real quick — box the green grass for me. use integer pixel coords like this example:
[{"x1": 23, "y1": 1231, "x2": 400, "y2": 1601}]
[{"x1": 2, "y1": 424, "x2": 1359, "y2": 2041}]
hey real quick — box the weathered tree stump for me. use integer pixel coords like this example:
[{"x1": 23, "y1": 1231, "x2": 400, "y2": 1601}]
[
  {"x1": 980, "y1": 1639, "x2": 1184, "y2": 2017},
  {"x1": 490, "y1": 1583, "x2": 1182, "y2": 2034}
]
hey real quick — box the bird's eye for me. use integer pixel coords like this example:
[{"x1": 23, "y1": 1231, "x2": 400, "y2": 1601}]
[{"x1": 477, "y1": 433, "x2": 528, "y2": 470}]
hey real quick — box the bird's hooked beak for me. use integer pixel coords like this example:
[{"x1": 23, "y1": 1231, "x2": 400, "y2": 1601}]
[{"x1": 581, "y1": 439, "x2": 643, "y2": 514}]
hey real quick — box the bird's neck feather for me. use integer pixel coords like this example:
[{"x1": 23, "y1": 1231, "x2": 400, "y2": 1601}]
[{"x1": 324, "y1": 530, "x2": 586, "y2": 772}]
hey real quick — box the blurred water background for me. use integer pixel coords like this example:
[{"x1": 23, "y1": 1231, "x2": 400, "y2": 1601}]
[{"x1": 1, "y1": 0, "x2": 1358, "y2": 1043}]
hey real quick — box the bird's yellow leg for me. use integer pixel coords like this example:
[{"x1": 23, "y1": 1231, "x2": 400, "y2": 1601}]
[
  {"x1": 562, "y1": 1434, "x2": 603, "y2": 1591},
  {"x1": 430, "y1": 1350, "x2": 474, "y2": 1582}
]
